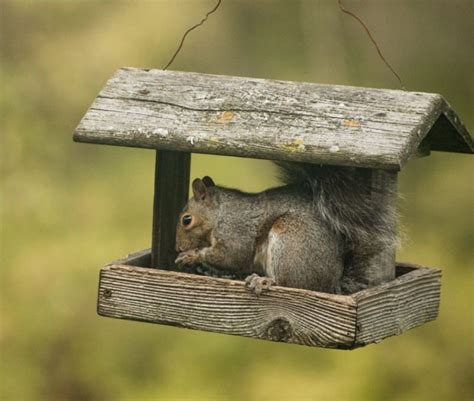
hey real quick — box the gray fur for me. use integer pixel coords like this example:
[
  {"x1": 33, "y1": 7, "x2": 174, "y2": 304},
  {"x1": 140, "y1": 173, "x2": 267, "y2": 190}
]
[
  {"x1": 275, "y1": 162, "x2": 399, "y2": 292},
  {"x1": 175, "y1": 163, "x2": 398, "y2": 294}
]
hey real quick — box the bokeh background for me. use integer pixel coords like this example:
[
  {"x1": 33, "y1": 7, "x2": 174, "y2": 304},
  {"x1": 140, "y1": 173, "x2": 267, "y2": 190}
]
[{"x1": 1, "y1": 1, "x2": 473, "y2": 400}]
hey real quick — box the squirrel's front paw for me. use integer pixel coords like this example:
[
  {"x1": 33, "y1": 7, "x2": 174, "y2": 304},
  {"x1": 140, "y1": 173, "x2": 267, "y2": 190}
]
[
  {"x1": 245, "y1": 273, "x2": 275, "y2": 296},
  {"x1": 175, "y1": 249, "x2": 200, "y2": 268}
]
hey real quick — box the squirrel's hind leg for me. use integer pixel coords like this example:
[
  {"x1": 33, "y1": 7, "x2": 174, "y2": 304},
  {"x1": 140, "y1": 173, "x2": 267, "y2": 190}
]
[{"x1": 263, "y1": 213, "x2": 344, "y2": 293}]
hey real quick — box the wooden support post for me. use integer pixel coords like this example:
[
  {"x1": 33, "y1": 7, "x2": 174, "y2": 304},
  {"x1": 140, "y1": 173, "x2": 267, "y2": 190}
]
[
  {"x1": 151, "y1": 150, "x2": 191, "y2": 268},
  {"x1": 369, "y1": 169, "x2": 398, "y2": 284},
  {"x1": 341, "y1": 169, "x2": 398, "y2": 293}
]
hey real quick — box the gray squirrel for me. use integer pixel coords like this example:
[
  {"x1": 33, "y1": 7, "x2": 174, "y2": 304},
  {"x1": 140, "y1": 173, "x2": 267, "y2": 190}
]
[{"x1": 175, "y1": 162, "x2": 398, "y2": 295}]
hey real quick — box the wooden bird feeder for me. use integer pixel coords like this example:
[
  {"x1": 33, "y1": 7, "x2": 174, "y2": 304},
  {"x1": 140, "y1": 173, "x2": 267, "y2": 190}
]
[{"x1": 74, "y1": 68, "x2": 472, "y2": 349}]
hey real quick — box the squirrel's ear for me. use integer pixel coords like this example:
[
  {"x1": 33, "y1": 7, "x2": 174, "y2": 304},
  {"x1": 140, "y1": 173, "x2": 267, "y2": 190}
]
[
  {"x1": 192, "y1": 178, "x2": 208, "y2": 201},
  {"x1": 202, "y1": 176, "x2": 215, "y2": 187}
]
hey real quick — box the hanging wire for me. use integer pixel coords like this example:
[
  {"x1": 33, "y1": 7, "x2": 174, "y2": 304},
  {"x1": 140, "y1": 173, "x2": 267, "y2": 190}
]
[
  {"x1": 338, "y1": 0, "x2": 405, "y2": 90},
  {"x1": 163, "y1": 0, "x2": 222, "y2": 71},
  {"x1": 162, "y1": 0, "x2": 404, "y2": 90}
]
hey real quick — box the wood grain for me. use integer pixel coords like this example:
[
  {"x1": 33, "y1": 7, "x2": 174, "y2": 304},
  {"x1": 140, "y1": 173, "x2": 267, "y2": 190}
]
[
  {"x1": 74, "y1": 68, "x2": 472, "y2": 170},
  {"x1": 367, "y1": 170, "x2": 398, "y2": 284},
  {"x1": 98, "y1": 264, "x2": 358, "y2": 348},
  {"x1": 353, "y1": 263, "x2": 441, "y2": 346},
  {"x1": 97, "y1": 251, "x2": 441, "y2": 349}
]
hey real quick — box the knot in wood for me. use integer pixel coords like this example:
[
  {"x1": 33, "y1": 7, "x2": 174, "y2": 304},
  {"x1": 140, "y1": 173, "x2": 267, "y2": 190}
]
[{"x1": 265, "y1": 318, "x2": 293, "y2": 342}]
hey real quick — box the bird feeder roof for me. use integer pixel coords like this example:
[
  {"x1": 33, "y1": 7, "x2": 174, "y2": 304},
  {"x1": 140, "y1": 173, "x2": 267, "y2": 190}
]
[{"x1": 74, "y1": 68, "x2": 472, "y2": 170}]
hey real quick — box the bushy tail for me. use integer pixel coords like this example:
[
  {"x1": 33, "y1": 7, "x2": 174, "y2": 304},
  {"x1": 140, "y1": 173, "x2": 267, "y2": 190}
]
[{"x1": 274, "y1": 162, "x2": 398, "y2": 250}]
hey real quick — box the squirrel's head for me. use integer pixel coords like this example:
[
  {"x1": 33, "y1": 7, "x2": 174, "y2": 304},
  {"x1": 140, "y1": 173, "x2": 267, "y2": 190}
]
[{"x1": 176, "y1": 176, "x2": 216, "y2": 253}]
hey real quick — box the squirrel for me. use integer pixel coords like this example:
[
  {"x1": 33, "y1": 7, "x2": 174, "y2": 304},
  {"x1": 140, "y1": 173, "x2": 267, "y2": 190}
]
[{"x1": 174, "y1": 162, "x2": 398, "y2": 295}]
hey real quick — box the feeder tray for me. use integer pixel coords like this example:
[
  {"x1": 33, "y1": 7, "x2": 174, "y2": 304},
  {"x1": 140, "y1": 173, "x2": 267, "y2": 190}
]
[
  {"x1": 74, "y1": 68, "x2": 472, "y2": 348},
  {"x1": 98, "y1": 249, "x2": 441, "y2": 349}
]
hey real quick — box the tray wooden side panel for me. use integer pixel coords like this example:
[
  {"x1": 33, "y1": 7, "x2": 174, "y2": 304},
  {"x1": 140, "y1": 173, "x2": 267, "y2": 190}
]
[
  {"x1": 353, "y1": 264, "x2": 441, "y2": 347},
  {"x1": 97, "y1": 252, "x2": 442, "y2": 349},
  {"x1": 98, "y1": 264, "x2": 357, "y2": 348}
]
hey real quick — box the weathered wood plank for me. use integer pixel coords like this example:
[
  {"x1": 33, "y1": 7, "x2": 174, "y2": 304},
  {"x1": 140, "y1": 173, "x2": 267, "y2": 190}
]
[
  {"x1": 366, "y1": 170, "x2": 398, "y2": 284},
  {"x1": 107, "y1": 248, "x2": 152, "y2": 267},
  {"x1": 339, "y1": 169, "x2": 398, "y2": 291},
  {"x1": 353, "y1": 263, "x2": 441, "y2": 347},
  {"x1": 97, "y1": 251, "x2": 441, "y2": 349},
  {"x1": 98, "y1": 264, "x2": 358, "y2": 348},
  {"x1": 151, "y1": 150, "x2": 190, "y2": 268},
  {"x1": 74, "y1": 68, "x2": 472, "y2": 170}
]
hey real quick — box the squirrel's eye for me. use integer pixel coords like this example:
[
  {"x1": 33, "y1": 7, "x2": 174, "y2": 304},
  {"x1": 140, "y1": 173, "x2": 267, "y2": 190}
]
[{"x1": 182, "y1": 214, "x2": 193, "y2": 226}]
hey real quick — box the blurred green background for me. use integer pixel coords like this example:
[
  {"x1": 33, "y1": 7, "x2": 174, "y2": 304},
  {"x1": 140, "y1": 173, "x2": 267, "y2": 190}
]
[{"x1": 1, "y1": 1, "x2": 473, "y2": 400}]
